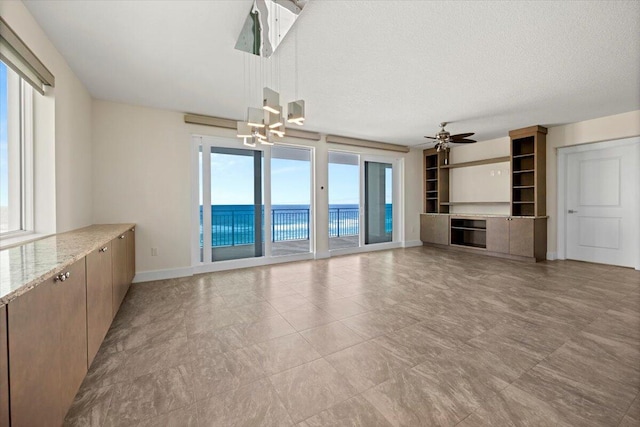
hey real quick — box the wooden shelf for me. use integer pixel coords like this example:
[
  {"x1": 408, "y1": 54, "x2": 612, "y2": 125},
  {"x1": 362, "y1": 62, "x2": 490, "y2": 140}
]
[
  {"x1": 513, "y1": 201, "x2": 534, "y2": 204},
  {"x1": 426, "y1": 166, "x2": 438, "y2": 171},
  {"x1": 512, "y1": 153, "x2": 534, "y2": 159},
  {"x1": 440, "y1": 201, "x2": 510, "y2": 206},
  {"x1": 512, "y1": 169, "x2": 535, "y2": 174},
  {"x1": 450, "y1": 242, "x2": 486, "y2": 250},
  {"x1": 426, "y1": 178, "x2": 438, "y2": 182},
  {"x1": 513, "y1": 185, "x2": 535, "y2": 189},
  {"x1": 451, "y1": 226, "x2": 487, "y2": 232},
  {"x1": 440, "y1": 156, "x2": 510, "y2": 169}
]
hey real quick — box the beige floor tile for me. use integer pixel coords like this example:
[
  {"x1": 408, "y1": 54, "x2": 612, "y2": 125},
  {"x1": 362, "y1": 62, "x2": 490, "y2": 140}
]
[
  {"x1": 300, "y1": 321, "x2": 364, "y2": 356},
  {"x1": 301, "y1": 395, "x2": 392, "y2": 427},
  {"x1": 197, "y1": 378, "x2": 293, "y2": 426},
  {"x1": 270, "y1": 358, "x2": 357, "y2": 422},
  {"x1": 249, "y1": 333, "x2": 321, "y2": 374}
]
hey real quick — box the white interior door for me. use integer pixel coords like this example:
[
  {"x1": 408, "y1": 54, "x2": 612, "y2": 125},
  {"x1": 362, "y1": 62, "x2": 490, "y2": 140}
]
[{"x1": 566, "y1": 142, "x2": 639, "y2": 267}]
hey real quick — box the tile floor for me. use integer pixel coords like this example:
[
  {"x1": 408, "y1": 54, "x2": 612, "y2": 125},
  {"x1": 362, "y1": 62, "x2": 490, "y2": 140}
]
[{"x1": 64, "y1": 246, "x2": 640, "y2": 426}]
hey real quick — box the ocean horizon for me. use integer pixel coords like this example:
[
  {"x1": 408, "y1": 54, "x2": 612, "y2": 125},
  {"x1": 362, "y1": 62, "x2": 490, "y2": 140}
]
[{"x1": 200, "y1": 204, "x2": 391, "y2": 246}]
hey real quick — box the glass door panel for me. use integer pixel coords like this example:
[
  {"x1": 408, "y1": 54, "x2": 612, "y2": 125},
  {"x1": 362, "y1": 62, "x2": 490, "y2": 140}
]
[
  {"x1": 270, "y1": 146, "x2": 312, "y2": 256},
  {"x1": 210, "y1": 147, "x2": 263, "y2": 262},
  {"x1": 328, "y1": 152, "x2": 360, "y2": 250},
  {"x1": 364, "y1": 161, "x2": 393, "y2": 244}
]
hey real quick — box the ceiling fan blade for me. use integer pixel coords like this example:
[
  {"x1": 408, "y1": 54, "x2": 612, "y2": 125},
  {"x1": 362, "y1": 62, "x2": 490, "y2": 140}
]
[
  {"x1": 454, "y1": 139, "x2": 477, "y2": 144},
  {"x1": 450, "y1": 132, "x2": 475, "y2": 140},
  {"x1": 423, "y1": 136, "x2": 438, "y2": 140}
]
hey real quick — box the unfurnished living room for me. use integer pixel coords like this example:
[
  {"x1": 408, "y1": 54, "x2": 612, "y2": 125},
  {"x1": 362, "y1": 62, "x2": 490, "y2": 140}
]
[{"x1": 0, "y1": 1, "x2": 639, "y2": 426}]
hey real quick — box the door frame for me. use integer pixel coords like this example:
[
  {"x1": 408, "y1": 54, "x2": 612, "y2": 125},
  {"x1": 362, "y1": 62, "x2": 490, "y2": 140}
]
[
  {"x1": 190, "y1": 135, "x2": 316, "y2": 273},
  {"x1": 556, "y1": 136, "x2": 640, "y2": 269}
]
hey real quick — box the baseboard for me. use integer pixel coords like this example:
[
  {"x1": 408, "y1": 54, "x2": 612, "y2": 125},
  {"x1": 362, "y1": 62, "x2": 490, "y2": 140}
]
[
  {"x1": 315, "y1": 251, "x2": 330, "y2": 259},
  {"x1": 132, "y1": 267, "x2": 193, "y2": 283},
  {"x1": 546, "y1": 252, "x2": 557, "y2": 261},
  {"x1": 403, "y1": 240, "x2": 423, "y2": 248}
]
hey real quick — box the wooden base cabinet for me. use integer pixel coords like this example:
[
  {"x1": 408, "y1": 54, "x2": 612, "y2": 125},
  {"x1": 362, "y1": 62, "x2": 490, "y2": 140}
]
[
  {"x1": 486, "y1": 217, "x2": 547, "y2": 260},
  {"x1": 0, "y1": 305, "x2": 8, "y2": 427},
  {"x1": 86, "y1": 243, "x2": 113, "y2": 366},
  {"x1": 420, "y1": 214, "x2": 449, "y2": 245},
  {"x1": 8, "y1": 259, "x2": 87, "y2": 427}
]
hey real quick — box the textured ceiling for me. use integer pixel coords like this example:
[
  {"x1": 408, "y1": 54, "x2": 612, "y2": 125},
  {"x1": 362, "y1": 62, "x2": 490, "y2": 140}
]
[{"x1": 24, "y1": 0, "x2": 640, "y2": 146}]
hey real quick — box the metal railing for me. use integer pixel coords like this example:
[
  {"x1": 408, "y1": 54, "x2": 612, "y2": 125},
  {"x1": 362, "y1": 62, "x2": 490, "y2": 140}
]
[
  {"x1": 271, "y1": 209, "x2": 310, "y2": 242},
  {"x1": 328, "y1": 207, "x2": 360, "y2": 237},
  {"x1": 201, "y1": 206, "x2": 392, "y2": 247}
]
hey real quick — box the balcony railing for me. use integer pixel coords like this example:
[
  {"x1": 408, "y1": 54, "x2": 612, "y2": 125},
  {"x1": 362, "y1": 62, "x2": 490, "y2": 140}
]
[{"x1": 200, "y1": 206, "x2": 391, "y2": 247}]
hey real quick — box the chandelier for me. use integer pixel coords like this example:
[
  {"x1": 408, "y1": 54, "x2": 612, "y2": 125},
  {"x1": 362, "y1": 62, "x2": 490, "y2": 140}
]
[{"x1": 235, "y1": 0, "x2": 307, "y2": 147}]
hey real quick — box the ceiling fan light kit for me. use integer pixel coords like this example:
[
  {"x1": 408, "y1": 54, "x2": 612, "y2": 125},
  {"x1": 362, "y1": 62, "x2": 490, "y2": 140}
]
[{"x1": 424, "y1": 122, "x2": 477, "y2": 162}]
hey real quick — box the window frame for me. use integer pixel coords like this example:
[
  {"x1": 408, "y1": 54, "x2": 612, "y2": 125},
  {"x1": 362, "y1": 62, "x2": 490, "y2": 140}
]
[{"x1": 1, "y1": 61, "x2": 34, "y2": 240}]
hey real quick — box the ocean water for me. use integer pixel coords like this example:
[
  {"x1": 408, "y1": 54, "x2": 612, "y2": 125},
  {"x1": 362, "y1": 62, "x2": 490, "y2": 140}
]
[{"x1": 200, "y1": 204, "x2": 391, "y2": 247}]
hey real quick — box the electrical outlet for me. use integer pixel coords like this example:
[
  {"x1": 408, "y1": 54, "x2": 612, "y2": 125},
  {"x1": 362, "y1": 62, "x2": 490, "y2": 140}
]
[{"x1": 151, "y1": 247, "x2": 158, "y2": 256}]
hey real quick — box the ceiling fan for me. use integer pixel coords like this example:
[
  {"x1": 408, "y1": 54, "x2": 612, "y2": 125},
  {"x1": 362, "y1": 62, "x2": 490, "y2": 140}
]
[{"x1": 424, "y1": 122, "x2": 476, "y2": 153}]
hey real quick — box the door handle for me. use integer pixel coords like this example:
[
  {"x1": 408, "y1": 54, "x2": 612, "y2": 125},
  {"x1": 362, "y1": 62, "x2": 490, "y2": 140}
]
[{"x1": 568, "y1": 210, "x2": 578, "y2": 214}]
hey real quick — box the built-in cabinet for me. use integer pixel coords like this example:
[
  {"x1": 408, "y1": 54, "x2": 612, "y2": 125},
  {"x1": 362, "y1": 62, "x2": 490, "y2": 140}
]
[
  {"x1": 486, "y1": 217, "x2": 547, "y2": 259},
  {"x1": 420, "y1": 125, "x2": 548, "y2": 262},
  {"x1": 0, "y1": 305, "x2": 8, "y2": 427},
  {"x1": 3, "y1": 226, "x2": 135, "y2": 426},
  {"x1": 420, "y1": 214, "x2": 449, "y2": 245},
  {"x1": 8, "y1": 259, "x2": 87, "y2": 427},
  {"x1": 86, "y1": 242, "x2": 113, "y2": 366}
]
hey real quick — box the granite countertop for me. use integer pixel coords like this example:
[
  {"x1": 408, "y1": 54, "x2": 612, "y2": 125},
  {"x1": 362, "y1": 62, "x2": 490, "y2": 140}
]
[{"x1": 0, "y1": 224, "x2": 135, "y2": 306}]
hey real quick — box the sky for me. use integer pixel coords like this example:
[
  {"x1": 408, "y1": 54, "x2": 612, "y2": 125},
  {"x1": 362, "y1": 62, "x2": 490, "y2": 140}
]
[
  {"x1": 0, "y1": 62, "x2": 8, "y2": 207},
  {"x1": 202, "y1": 149, "x2": 390, "y2": 206}
]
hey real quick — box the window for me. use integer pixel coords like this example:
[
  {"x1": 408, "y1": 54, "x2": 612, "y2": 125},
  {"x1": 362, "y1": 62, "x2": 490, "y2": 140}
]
[{"x1": 0, "y1": 59, "x2": 33, "y2": 236}]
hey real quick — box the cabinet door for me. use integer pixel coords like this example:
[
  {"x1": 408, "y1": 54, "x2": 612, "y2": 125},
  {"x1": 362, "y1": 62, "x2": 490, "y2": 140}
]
[
  {"x1": 9, "y1": 275, "x2": 63, "y2": 427},
  {"x1": 87, "y1": 243, "x2": 113, "y2": 366},
  {"x1": 486, "y1": 217, "x2": 510, "y2": 254},
  {"x1": 0, "y1": 305, "x2": 8, "y2": 427},
  {"x1": 112, "y1": 234, "x2": 128, "y2": 317},
  {"x1": 126, "y1": 228, "x2": 136, "y2": 285},
  {"x1": 420, "y1": 215, "x2": 449, "y2": 245},
  {"x1": 58, "y1": 259, "x2": 88, "y2": 415},
  {"x1": 509, "y1": 218, "x2": 535, "y2": 257}
]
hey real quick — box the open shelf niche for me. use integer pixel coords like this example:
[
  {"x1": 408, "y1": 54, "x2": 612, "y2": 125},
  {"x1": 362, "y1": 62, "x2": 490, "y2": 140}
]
[
  {"x1": 423, "y1": 148, "x2": 449, "y2": 213},
  {"x1": 509, "y1": 126, "x2": 547, "y2": 216}
]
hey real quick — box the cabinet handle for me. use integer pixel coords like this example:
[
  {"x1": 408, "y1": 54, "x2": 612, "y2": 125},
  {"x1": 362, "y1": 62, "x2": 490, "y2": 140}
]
[
  {"x1": 54, "y1": 271, "x2": 70, "y2": 282},
  {"x1": 99, "y1": 247, "x2": 108, "y2": 252},
  {"x1": 119, "y1": 235, "x2": 126, "y2": 239}
]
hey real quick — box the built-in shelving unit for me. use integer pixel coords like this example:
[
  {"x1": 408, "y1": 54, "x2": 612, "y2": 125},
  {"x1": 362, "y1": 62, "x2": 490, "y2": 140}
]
[
  {"x1": 423, "y1": 148, "x2": 450, "y2": 213},
  {"x1": 510, "y1": 126, "x2": 547, "y2": 216},
  {"x1": 421, "y1": 124, "x2": 549, "y2": 263},
  {"x1": 450, "y1": 218, "x2": 487, "y2": 249}
]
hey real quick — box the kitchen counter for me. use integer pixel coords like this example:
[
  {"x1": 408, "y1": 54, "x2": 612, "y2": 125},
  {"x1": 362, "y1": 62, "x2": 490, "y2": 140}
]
[
  {"x1": 0, "y1": 224, "x2": 135, "y2": 305},
  {"x1": 420, "y1": 213, "x2": 548, "y2": 219}
]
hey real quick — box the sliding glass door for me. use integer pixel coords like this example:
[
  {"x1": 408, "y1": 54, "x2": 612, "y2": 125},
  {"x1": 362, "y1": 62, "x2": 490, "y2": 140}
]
[
  {"x1": 364, "y1": 161, "x2": 393, "y2": 244},
  {"x1": 328, "y1": 152, "x2": 398, "y2": 252},
  {"x1": 195, "y1": 137, "x2": 313, "y2": 268},
  {"x1": 199, "y1": 146, "x2": 264, "y2": 263},
  {"x1": 270, "y1": 146, "x2": 312, "y2": 256},
  {"x1": 328, "y1": 152, "x2": 360, "y2": 250}
]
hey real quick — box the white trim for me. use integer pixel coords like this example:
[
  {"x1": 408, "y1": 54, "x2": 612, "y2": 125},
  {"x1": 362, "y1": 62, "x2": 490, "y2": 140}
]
[
  {"x1": 402, "y1": 240, "x2": 423, "y2": 248},
  {"x1": 546, "y1": 251, "x2": 557, "y2": 261},
  {"x1": 556, "y1": 136, "x2": 640, "y2": 268},
  {"x1": 330, "y1": 241, "x2": 402, "y2": 257},
  {"x1": 194, "y1": 252, "x2": 314, "y2": 274},
  {"x1": 133, "y1": 267, "x2": 194, "y2": 283}
]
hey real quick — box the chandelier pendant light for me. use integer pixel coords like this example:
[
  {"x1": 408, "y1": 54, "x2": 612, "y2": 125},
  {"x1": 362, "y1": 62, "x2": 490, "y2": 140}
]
[{"x1": 235, "y1": 0, "x2": 307, "y2": 145}]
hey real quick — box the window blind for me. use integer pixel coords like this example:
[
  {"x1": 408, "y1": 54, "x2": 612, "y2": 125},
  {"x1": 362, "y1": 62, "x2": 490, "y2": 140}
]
[{"x1": 0, "y1": 17, "x2": 55, "y2": 95}]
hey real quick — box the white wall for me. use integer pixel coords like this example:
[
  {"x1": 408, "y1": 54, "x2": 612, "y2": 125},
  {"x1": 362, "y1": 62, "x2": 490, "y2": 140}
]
[
  {"x1": 2, "y1": 1, "x2": 93, "y2": 233},
  {"x1": 92, "y1": 100, "x2": 422, "y2": 277},
  {"x1": 546, "y1": 110, "x2": 640, "y2": 257}
]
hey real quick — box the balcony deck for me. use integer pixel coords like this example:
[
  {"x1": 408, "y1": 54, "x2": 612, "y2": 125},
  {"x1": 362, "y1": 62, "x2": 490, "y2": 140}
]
[{"x1": 208, "y1": 235, "x2": 360, "y2": 261}]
